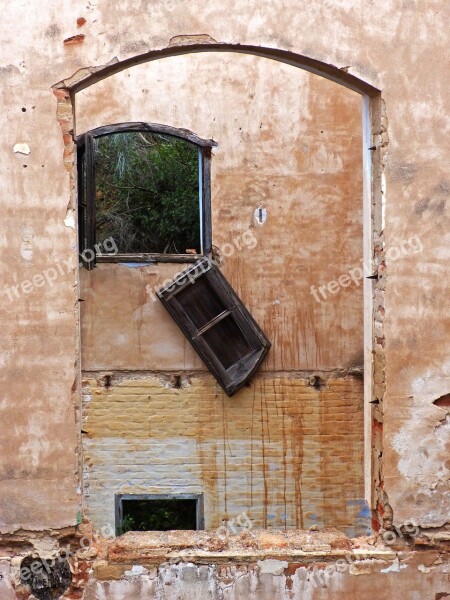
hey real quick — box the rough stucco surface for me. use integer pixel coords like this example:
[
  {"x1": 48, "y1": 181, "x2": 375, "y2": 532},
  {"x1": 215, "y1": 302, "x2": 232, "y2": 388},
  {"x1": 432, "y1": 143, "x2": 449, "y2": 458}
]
[
  {"x1": 77, "y1": 54, "x2": 364, "y2": 373},
  {"x1": 0, "y1": 0, "x2": 449, "y2": 596}
]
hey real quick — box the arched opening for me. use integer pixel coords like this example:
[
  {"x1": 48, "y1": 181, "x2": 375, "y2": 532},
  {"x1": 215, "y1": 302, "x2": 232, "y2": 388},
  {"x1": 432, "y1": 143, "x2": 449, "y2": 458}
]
[{"x1": 61, "y1": 45, "x2": 384, "y2": 537}]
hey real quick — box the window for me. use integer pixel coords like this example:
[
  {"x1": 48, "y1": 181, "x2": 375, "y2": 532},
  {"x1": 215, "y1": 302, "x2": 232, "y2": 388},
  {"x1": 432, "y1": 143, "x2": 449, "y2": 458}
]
[
  {"x1": 77, "y1": 123, "x2": 270, "y2": 392},
  {"x1": 157, "y1": 257, "x2": 271, "y2": 396},
  {"x1": 115, "y1": 494, "x2": 204, "y2": 534},
  {"x1": 77, "y1": 123, "x2": 215, "y2": 268}
]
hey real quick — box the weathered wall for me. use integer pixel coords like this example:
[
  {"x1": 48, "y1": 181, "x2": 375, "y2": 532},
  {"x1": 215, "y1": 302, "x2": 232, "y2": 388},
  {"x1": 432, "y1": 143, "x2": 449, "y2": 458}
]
[
  {"x1": 82, "y1": 374, "x2": 366, "y2": 535},
  {"x1": 76, "y1": 53, "x2": 365, "y2": 534},
  {"x1": 82, "y1": 561, "x2": 450, "y2": 600},
  {"x1": 76, "y1": 53, "x2": 364, "y2": 373},
  {"x1": 0, "y1": 0, "x2": 449, "y2": 597},
  {"x1": 80, "y1": 530, "x2": 450, "y2": 600},
  {"x1": 2, "y1": 531, "x2": 448, "y2": 600}
]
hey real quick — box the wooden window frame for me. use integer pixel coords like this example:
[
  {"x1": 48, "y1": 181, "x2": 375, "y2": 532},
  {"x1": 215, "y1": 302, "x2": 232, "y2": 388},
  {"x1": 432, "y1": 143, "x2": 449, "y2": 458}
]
[
  {"x1": 76, "y1": 122, "x2": 216, "y2": 269},
  {"x1": 157, "y1": 257, "x2": 271, "y2": 396}
]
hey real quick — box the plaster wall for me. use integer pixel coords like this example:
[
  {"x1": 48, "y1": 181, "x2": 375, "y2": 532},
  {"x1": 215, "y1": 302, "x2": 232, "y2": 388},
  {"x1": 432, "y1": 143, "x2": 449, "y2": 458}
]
[
  {"x1": 0, "y1": 0, "x2": 449, "y2": 597},
  {"x1": 76, "y1": 53, "x2": 364, "y2": 373},
  {"x1": 81, "y1": 557, "x2": 450, "y2": 600}
]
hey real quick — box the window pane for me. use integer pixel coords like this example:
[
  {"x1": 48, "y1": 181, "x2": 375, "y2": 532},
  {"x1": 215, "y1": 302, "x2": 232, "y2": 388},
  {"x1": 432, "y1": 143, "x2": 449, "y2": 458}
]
[
  {"x1": 94, "y1": 131, "x2": 200, "y2": 254},
  {"x1": 176, "y1": 277, "x2": 226, "y2": 329},
  {"x1": 201, "y1": 315, "x2": 252, "y2": 369}
]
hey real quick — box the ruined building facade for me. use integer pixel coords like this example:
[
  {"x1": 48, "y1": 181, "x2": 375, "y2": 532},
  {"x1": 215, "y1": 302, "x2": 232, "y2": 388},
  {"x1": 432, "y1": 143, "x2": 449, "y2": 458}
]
[{"x1": 0, "y1": 1, "x2": 448, "y2": 598}]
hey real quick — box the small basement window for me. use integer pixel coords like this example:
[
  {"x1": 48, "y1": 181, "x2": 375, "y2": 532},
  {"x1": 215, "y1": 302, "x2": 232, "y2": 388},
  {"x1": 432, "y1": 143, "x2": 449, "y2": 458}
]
[
  {"x1": 77, "y1": 123, "x2": 216, "y2": 268},
  {"x1": 115, "y1": 494, "x2": 204, "y2": 535},
  {"x1": 157, "y1": 257, "x2": 271, "y2": 396}
]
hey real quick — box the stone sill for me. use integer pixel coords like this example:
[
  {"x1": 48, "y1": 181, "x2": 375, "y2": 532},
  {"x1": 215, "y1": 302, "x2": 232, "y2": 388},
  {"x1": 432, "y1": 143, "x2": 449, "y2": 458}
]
[{"x1": 98, "y1": 529, "x2": 398, "y2": 576}]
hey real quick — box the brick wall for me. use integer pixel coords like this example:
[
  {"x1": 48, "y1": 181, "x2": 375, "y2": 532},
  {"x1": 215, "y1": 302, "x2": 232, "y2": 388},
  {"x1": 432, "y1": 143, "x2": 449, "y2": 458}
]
[{"x1": 82, "y1": 374, "x2": 367, "y2": 536}]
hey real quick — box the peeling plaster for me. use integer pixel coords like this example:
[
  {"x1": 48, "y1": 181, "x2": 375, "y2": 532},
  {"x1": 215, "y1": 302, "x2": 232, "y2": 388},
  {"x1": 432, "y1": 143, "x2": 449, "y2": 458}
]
[
  {"x1": 417, "y1": 563, "x2": 431, "y2": 573},
  {"x1": 169, "y1": 34, "x2": 218, "y2": 47},
  {"x1": 64, "y1": 210, "x2": 76, "y2": 229},
  {"x1": 392, "y1": 406, "x2": 450, "y2": 526},
  {"x1": 124, "y1": 565, "x2": 147, "y2": 577},
  {"x1": 13, "y1": 142, "x2": 30, "y2": 155},
  {"x1": 380, "y1": 558, "x2": 407, "y2": 574},
  {"x1": 257, "y1": 559, "x2": 288, "y2": 575},
  {"x1": 53, "y1": 56, "x2": 120, "y2": 90},
  {"x1": 411, "y1": 363, "x2": 450, "y2": 403}
]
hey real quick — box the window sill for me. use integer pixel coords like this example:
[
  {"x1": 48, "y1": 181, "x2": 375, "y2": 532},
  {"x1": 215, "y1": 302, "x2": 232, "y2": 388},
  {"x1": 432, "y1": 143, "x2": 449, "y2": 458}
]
[{"x1": 96, "y1": 253, "x2": 204, "y2": 264}]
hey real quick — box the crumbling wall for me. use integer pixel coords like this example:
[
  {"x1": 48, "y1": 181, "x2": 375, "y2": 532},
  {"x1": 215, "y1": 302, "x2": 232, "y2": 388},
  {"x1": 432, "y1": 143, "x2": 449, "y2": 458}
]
[{"x1": 0, "y1": 0, "x2": 449, "y2": 597}]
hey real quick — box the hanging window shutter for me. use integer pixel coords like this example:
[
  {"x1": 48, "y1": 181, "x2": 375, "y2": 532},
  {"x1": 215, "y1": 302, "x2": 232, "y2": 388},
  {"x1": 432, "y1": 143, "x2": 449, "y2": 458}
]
[{"x1": 157, "y1": 257, "x2": 271, "y2": 396}]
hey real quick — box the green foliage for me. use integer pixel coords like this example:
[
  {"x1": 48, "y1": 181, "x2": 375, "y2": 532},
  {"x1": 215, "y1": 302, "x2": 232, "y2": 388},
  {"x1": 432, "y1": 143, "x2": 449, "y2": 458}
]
[
  {"x1": 95, "y1": 131, "x2": 200, "y2": 254},
  {"x1": 117, "y1": 514, "x2": 136, "y2": 535},
  {"x1": 119, "y1": 499, "x2": 197, "y2": 533}
]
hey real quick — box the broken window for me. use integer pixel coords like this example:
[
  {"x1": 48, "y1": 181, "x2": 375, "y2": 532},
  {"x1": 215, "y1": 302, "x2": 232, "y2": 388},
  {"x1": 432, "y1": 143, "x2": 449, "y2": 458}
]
[
  {"x1": 77, "y1": 123, "x2": 269, "y2": 392},
  {"x1": 115, "y1": 494, "x2": 204, "y2": 534},
  {"x1": 157, "y1": 257, "x2": 271, "y2": 396},
  {"x1": 77, "y1": 123, "x2": 215, "y2": 268}
]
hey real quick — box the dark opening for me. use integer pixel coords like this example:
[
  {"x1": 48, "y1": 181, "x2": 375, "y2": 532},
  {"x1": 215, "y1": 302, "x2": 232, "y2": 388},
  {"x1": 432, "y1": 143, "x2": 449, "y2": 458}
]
[
  {"x1": 433, "y1": 393, "x2": 450, "y2": 407},
  {"x1": 177, "y1": 276, "x2": 226, "y2": 329},
  {"x1": 116, "y1": 495, "x2": 202, "y2": 534},
  {"x1": 94, "y1": 131, "x2": 200, "y2": 254},
  {"x1": 202, "y1": 315, "x2": 252, "y2": 369}
]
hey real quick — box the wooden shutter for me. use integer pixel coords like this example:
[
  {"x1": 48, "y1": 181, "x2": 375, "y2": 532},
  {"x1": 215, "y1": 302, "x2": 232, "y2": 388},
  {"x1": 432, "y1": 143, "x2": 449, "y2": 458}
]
[
  {"x1": 157, "y1": 257, "x2": 271, "y2": 396},
  {"x1": 77, "y1": 133, "x2": 96, "y2": 270}
]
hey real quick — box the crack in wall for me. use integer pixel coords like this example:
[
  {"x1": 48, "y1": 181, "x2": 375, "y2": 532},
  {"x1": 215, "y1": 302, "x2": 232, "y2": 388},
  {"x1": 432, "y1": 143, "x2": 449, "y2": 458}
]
[{"x1": 370, "y1": 96, "x2": 390, "y2": 530}]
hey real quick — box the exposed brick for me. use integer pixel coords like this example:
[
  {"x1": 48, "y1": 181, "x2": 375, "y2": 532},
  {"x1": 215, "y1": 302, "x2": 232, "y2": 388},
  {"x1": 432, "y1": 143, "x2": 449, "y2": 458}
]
[{"x1": 82, "y1": 374, "x2": 366, "y2": 535}]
